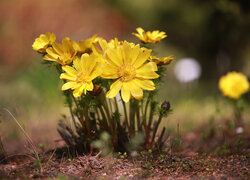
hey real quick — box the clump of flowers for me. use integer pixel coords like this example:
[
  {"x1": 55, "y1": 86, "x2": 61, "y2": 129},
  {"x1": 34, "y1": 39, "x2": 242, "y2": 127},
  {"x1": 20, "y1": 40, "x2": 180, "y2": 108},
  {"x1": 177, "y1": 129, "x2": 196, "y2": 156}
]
[
  {"x1": 32, "y1": 28, "x2": 173, "y2": 155},
  {"x1": 218, "y1": 71, "x2": 249, "y2": 131}
]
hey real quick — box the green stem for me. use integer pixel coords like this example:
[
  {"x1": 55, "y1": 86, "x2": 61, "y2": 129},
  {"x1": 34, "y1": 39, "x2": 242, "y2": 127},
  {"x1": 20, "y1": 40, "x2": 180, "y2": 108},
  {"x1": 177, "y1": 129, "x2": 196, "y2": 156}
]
[
  {"x1": 151, "y1": 114, "x2": 163, "y2": 145},
  {"x1": 129, "y1": 100, "x2": 135, "y2": 136},
  {"x1": 71, "y1": 94, "x2": 82, "y2": 119},
  {"x1": 143, "y1": 92, "x2": 152, "y2": 146},
  {"x1": 143, "y1": 92, "x2": 151, "y2": 125},
  {"x1": 69, "y1": 104, "x2": 77, "y2": 129},
  {"x1": 141, "y1": 99, "x2": 144, "y2": 118},
  {"x1": 136, "y1": 103, "x2": 141, "y2": 131},
  {"x1": 233, "y1": 100, "x2": 243, "y2": 127},
  {"x1": 108, "y1": 99, "x2": 113, "y2": 114},
  {"x1": 84, "y1": 104, "x2": 91, "y2": 136},
  {"x1": 114, "y1": 98, "x2": 119, "y2": 113},
  {"x1": 98, "y1": 106, "x2": 109, "y2": 131},
  {"x1": 101, "y1": 93, "x2": 112, "y2": 121},
  {"x1": 121, "y1": 95, "x2": 129, "y2": 130},
  {"x1": 147, "y1": 101, "x2": 154, "y2": 131}
]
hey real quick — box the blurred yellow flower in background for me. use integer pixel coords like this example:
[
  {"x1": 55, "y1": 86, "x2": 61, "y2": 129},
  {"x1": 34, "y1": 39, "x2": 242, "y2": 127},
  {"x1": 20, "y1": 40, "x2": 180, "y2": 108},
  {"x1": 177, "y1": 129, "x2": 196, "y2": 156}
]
[
  {"x1": 60, "y1": 53, "x2": 103, "y2": 97},
  {"x1": 149, "y1": 55, "x2": 173, "y2": 66},
  {"x1": 219, "y1": 71, "x2": 249, "y2": 99},
  {"x1": 132, "y1": 27, "x2": 167, "y2": 44},
  {"x1": 102, "y1": 41, "x2": 159, "y2": 102},
  {"x1": 32, "y1": 32, "x2": 56, "y2": 53},
  {"x1": 44, "y1": 37, "x2": 76, "y2": 66}
]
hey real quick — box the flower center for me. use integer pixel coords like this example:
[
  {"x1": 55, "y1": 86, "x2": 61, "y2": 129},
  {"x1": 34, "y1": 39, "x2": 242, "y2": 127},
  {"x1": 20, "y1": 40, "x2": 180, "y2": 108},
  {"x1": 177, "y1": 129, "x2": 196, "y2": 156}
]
[
  {"x1": 117, "y1": 64, "x2": 136, "y2": 82},
  {"x1": 76, "y1": 71, "x2": 89, "y2": 83}
]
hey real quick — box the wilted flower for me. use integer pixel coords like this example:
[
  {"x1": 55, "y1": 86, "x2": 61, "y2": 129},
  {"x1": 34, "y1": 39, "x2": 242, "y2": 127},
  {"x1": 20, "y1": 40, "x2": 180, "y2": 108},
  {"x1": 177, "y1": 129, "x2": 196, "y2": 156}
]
[
  {"x1": 32, "y1": 32, "x2": 56, "y2": 53},
  {"x1": 149, "y1": 55, "x2": 173, "y2": 66},
  {"x1": 44, "y1": 37, "x2": 76, "y2": 66},
  {"x1": 132, "y1": 27, "x2": 167, "y2": 44},
  {"x1": 60, "y1": 53, "x2": 102, "y2": 97},
  {"x1": 101, "y1": 41, "x2": 159, "y2": 102},
  {"x1": 219, "y1": 71, "x2": 249, "y2": 99}
]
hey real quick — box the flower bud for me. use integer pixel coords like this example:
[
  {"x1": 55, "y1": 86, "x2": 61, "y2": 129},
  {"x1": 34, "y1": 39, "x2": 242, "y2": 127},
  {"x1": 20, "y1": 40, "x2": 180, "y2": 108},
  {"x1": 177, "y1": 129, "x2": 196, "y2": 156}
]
[
  {"x1": 89, "y1": 84, "x2": 102, "y2": 96},
  {"x1": 161, "y1": 101, "x2": 170, "y2": 111}
]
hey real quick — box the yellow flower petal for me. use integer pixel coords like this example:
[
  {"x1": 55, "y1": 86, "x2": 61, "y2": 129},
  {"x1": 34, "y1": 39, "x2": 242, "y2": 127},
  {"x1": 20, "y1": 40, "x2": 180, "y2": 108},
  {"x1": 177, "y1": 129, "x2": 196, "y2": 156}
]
[
  {"x1": 121, "y1": 83, "x2": 131, "y2": 103},
  {"x1": 81, "y1": 54, "x2": 96, "y2": 74},
  {"x1": 61, "y1": 81, "x2": 79, "y2": 90},
  {"x1": 136, "y1": 62, "x2": 159, "y2": 79},
  {"x1": 106, "y1": 47, "x2": 123, "y2": 67},
  {"x1": 128, "y1": 81, "x2": 143, "y2": 100},
  {"x1": 122, "y1": 42, "x2": 140, "y2": 64},
  {"x1": 106, "y1": 80, "x2": 122, "y2": 98},
  {"x1": 43, "y1": 54, "x2": 57, "y2": 62},
  {"x1": 133, "y1": 48, "x2": 151, "y2": 68},
  {"x1": 89, "y1": 64, "x2": 103, "y2": 80},
  {"x1": 101, "y1": 62, "x2": 119, "y2": 79},
  {"x1": 73, "y1": 85, "x2": 85, "y2": 97},
  {"x1": 60, "y1": 73, "x2": 76, "y2": 81},
  {"x1": 133, "y1": 79, "x2": 155, "y2": 91},
  {"x1": 85, "y1": 82, "x2": 94, "y2": 93},
  {"x1": 73, "y1": 58, "x2": 82, "y2": 71},
  {"x1": 53, "y1": 42, "x2": 64, "y2": 55},
  {"x1": 62, "y1": 66, "x2": 78, "y2": 76},
  {"x1": 136, "y1": 27, "x2": 144, "y2": 35}
]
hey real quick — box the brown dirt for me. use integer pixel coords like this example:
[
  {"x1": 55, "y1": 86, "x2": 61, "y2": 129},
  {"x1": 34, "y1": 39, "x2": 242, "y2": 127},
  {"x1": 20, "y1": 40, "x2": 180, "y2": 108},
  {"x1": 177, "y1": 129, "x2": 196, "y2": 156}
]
[{"x1": 0, "y1": 128, "x2": 249, "y2": 179}]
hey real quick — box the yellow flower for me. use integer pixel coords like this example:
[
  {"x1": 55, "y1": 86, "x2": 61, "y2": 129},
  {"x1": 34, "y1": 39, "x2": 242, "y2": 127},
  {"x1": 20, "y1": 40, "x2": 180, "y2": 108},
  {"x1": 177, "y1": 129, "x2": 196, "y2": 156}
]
[
  {"x1": 44, "y1": 37, "x2": 76, "y2": 66},
  {"x1": 32, "y1": 32, "x2": 56, "y2": 53},
  {"x1": 219, "y1": 72, "x2": 249, "y2": 99},
  {"x1": 102, "y1": 41, "x2": 159, "y2": 102},
  {"x1": 96, "y1": 38, "x2": 121, "y2": 53},
  {"x1": 60, "y1": 53, "x2": 103, "y2": 97},
  {"x1": 149, "y1": 55, "x2": 173, "y2": 66},
  {"x1": 72, "y1": 34, "x2": 101, "y2": 54},
  {"x1": 132, "y1": 27, "x2": 167, "y2": 44}
]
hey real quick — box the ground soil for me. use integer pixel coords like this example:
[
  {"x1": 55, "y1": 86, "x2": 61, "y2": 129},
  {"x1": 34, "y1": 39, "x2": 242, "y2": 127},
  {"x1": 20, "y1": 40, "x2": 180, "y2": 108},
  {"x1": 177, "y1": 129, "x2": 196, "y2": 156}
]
[{"x1": 0, "y1": 126, "x2": 249, "y2": 179}]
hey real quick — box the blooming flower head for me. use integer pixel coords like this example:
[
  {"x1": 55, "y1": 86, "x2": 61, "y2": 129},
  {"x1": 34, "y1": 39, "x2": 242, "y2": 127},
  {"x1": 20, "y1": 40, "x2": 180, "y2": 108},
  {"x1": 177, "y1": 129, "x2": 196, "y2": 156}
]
[
  {"x1": 219, "y1": 71, "x2": 249, "y2": 99},
  {"x1": 32, "y1": 32, "x2": 56, "y2": 53},
  {"x1": 60, "y1": 53, "x2": 103, "y2": 97},
  {"x1": 132, "y1": 27, "x2": 167, "y2": 44},
  {"x1": 72, "y1": 34, "x2": 101, "y2": 54},
  {"x1": 149, "y1": 55, "x2": 173, "y2": 66},
  {"x1": 44, "y1": 37, "x2": 76, "y2": 66},
  {"x1": 101, "y1": 41, "x2": 159, "y2": 102}
]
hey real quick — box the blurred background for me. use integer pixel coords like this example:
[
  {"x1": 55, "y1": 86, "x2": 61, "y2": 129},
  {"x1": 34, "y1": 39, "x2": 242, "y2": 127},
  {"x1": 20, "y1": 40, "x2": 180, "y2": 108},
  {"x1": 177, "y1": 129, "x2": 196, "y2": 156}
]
[{"x1": 0, "y1": 0, "x2": 249, "y2": 154}]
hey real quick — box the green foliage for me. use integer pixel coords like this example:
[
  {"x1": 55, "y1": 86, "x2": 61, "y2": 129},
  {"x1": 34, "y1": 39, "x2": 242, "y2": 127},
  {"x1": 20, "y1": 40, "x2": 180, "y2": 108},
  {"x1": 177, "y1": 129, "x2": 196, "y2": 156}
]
[
  {"x1": 34, "y1": 159, "x2": 41, "y2": 168},
  {"x1": 216, "y1": 141, "x2": 230, "y2": 156},
  {"x1": 39, "y1": 143, "x2": 45, "y2": 151},
  {"x1": 93, "y1": 132, "x2": 112, "y2": 156}
]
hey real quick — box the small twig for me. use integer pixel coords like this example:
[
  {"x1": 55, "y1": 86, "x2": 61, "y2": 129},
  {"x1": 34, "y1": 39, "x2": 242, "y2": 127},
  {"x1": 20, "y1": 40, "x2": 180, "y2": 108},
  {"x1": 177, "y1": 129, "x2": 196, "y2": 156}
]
[
  {"x1": 95, "y1": 150, "x2": 102, "y2": 158},
  {"x1": 3, "y1": 108, "x2": 40, "y2": 161},
  {"x1": 46, "y1": 147, "x2": 57, "y2": 165}
]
